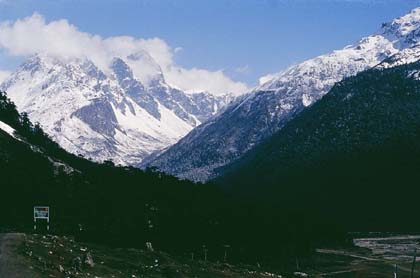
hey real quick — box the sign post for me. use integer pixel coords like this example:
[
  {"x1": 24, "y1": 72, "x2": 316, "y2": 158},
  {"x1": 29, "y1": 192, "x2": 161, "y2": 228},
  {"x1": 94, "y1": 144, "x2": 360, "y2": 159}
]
[{"x1": 33, "y1": 206, "x2": 50, "y2": 231}]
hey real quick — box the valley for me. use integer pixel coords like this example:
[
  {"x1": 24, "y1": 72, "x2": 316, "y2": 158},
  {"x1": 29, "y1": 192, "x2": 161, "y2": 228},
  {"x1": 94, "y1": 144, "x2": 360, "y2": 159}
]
[{"x1": 1, "y1": 4, "x2": 420, "y2": 277}]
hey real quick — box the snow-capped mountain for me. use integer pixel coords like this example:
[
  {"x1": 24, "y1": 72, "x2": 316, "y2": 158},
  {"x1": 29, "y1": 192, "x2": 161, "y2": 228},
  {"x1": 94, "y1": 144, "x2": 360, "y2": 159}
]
[
  {"x1": 147, "y1": 7, "x2": 420, "y2": 182},
  {"x1": 0, "y1": 54, "x2": 233, "y2": 165}
]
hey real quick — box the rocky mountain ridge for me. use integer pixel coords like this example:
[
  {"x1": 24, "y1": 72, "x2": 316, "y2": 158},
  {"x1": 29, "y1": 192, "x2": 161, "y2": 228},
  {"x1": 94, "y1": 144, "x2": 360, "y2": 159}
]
[
  {"x1": 0, "y1": 54, "x2": 233, "y2": 165},
  {"x1": 147, "y1": 7, "x2": 420, "y2": 181}
]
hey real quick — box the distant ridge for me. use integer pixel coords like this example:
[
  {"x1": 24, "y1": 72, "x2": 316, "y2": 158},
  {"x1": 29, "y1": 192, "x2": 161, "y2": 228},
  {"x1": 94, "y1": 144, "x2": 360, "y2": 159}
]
[{"x1": 148, "y1": 7, "x2": 420, "y2": 182}]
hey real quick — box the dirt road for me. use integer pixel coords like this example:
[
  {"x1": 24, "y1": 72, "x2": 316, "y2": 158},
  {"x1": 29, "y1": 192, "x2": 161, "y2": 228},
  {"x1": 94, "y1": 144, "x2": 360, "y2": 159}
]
[{"x1": 0, "y1": 233, "x2": 39, "y2": 278}]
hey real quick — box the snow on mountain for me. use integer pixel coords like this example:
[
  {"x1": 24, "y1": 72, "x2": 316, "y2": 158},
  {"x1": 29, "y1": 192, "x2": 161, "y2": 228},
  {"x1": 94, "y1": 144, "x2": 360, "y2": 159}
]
[
  {"x1": 377, "y1": 45, "x2": 420, "y2": 69},
  {"x1": 147, "y1": 7, "x2": 420, "y2": 182},
  {"x1": 0, "y1": 54, "x2": 233, "y2": 165},
  {"x1": 0, "y1": 120, "x2": 19, "y2": 140}
]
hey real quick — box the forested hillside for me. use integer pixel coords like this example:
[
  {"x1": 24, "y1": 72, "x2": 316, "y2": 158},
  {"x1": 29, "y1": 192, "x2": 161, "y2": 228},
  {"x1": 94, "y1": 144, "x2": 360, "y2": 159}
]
[
  {"x1": 219, "y1": 61, "x2": 420, "y2": 232},
  {"x1": 0, "y1": 91, "x2": 341, "y2": 267}
]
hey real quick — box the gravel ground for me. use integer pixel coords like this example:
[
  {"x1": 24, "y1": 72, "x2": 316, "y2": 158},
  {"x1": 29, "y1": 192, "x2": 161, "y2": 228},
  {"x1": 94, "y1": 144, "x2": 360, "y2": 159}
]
[{"x1": 0, "y1": 233, "x2": 40, "y2": 278}]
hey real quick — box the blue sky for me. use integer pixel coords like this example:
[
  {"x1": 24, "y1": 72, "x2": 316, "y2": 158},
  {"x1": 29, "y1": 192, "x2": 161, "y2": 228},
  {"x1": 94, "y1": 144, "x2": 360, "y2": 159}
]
[{"x1": 0, "y1": 0, "x2": 420, "y2": 89}]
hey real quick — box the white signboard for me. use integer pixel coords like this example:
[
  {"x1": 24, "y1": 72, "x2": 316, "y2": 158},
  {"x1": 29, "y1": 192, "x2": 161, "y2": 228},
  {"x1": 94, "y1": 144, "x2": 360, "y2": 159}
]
[
  {"x1": 34, "y1": 206, "x2": 49, "y2": 219},
  {"x1": 34, "y1": 206, "x2": 50, "y2": 231}
]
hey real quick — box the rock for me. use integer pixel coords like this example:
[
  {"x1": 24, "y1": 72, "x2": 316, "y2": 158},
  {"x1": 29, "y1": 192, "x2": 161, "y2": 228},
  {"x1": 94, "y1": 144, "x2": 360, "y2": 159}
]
[
  {"x1": 84, "y1": 252, "x2": 95, "y2": 267},
  {"x1": 59, "y1": 264, "x2": 65, "y2": 272},
  {"x1": 72, "y1": 256, "x2": 82, "y2": 271},
  {"x1": 145, "y1": 242, "x2": 154, "y2": 252}
]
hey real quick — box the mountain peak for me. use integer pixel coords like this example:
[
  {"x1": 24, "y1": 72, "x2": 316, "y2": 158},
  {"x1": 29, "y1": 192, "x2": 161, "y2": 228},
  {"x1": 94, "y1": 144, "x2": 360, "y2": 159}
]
[
  {"x1": 1, "y1": 52, "x2": 230, "y2": 166},
  {"x1": 126, "y1": 51, "x2": 165, "y2": 86},
  {"x1": 259, "y1": 8, "x2": 420, "y2": 92},
  {"x1": 110, "y1": 57, "x2": 135, "y2": 82},
  {"x1": 380, "y1": 7, "x2": 420, "y2": 40}
]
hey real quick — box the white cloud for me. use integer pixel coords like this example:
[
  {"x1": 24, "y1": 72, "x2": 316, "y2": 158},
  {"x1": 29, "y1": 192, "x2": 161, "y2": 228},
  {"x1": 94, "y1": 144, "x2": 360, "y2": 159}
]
[
  {"x1": 0, "y1": 70, "x2": 11, "y2": 84},
  {"x1": 174, "y1": 47, "x2": 183, "y2": 53},
  {"x1": 166, "y1": 67, "x2": 248, "y2": 95},
  {"x1": 0, "y1": 13, "x2": 249, "y2": 95}
]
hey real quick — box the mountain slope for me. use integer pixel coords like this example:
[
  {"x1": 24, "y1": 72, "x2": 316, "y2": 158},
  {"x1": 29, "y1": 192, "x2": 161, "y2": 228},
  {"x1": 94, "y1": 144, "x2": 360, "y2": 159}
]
[
  {"x1": 147, "y1": 7, "x2": 420, "y2": 181},
  {"x1": 0, "y1": 89, "x2": 223, "y2": 249},
  {"x1": 218, "y1": 59, "x2": 420, "y2": 230},
  {"x1": 0, "y1": 90, "x2": 342, "y2": 263},
  {"x1": 0, "y1": 54, "x2": 232, "y2": 165}
]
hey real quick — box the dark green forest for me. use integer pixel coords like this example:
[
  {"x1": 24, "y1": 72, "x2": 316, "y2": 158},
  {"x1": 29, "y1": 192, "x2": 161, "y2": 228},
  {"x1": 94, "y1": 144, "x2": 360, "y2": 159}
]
[
  {"x1": 0, "y1": 91, "x2": 336, "y2": 268},
  {"x1": 219, "y1": 61, "x2": 420, "y2": 232}
]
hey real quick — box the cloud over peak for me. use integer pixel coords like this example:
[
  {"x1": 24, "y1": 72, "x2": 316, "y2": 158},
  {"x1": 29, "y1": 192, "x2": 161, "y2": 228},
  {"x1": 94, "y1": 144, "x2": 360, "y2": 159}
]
[
  {"x1": 0, "y1": 13, "x2": 248, "y2": 96},
  {"x1": 0, "y1": 70, "x2": 10, "y2": 84}
]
